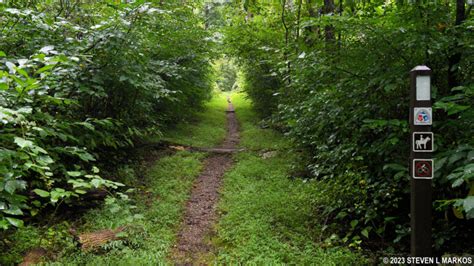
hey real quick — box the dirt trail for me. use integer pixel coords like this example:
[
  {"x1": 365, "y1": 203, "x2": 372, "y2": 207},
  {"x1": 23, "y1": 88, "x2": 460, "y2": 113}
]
[{"x1": 172, "y1": 97, "x2": 239, "y2": 264}]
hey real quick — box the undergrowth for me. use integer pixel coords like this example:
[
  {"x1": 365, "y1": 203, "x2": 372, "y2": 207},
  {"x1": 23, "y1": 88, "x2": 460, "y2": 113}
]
[
  {"x1": 48, "y1": 151, "x2": 204, "y2": 265},
  {"x1": 2, "y1": 91, "x2": 229, "y2": 265},
  {"x1": 211, "y1": 92, "x2": 367, "y2": 264}
]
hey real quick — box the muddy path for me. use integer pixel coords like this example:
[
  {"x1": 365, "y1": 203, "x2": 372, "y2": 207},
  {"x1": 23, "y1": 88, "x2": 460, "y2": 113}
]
[{"x1": 171, "y1": 98, "x2": 239, "y2": 264}]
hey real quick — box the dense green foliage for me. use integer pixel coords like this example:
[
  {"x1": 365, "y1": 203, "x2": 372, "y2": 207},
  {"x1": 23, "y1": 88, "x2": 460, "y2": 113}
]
[
  {"x1": 219, "y1": 1, "x2": 473, "y2": 252},
  {"x1": 2, "y1": 85, "x2": 224, "y2": 265},
  {"x1": 0, "y1": 1, "x2": 214, "y2": 232},
  {"x1": 214, "y1": 58, "x2": 238, "y2": 92},
  {"x1": 214, "y1": 93, "x2": 366, "y2": 264}
]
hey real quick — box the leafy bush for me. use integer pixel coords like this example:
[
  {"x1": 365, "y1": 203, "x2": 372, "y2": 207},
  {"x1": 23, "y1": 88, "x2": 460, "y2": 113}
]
[
  {"x1": 0, "y1": 2, "x2": 214, "y2": 231},
  {"x1": 221, "y1": 1, "x2": 474, "y2": 252},
  {"x1": 214, "y1": 57, "x2": 238, "y2": 92}
]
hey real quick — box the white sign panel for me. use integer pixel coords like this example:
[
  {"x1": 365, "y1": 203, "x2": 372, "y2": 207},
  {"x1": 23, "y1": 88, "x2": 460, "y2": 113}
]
[
  {"x1": 416, "y1": 76, "x2": 431, "y2": 101},
  {"x1": 414, "y1": 107, "x2": 432, "y2": 125}
]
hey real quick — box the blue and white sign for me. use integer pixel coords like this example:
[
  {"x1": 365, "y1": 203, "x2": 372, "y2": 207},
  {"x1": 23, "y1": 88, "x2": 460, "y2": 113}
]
[{"x1": 414, "y1": 107, "x2": 432, "y2": 125}]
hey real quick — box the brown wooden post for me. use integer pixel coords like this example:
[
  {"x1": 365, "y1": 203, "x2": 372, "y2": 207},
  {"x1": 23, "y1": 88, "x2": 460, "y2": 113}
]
[{"x1": 410, "y1": 66, "x2": 433, "y2": 258}]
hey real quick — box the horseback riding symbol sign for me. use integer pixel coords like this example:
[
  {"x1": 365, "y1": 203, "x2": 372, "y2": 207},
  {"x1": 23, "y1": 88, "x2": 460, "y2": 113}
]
[
  {"x1": 413, "y1": 132, "x2": 433, "y2": 152},
  {"x1": 413, "y1": 159, "x2": 434, "y2": 179},
  {"x1": 414, "y1": 107, "x2": 432, "y2": 125}
]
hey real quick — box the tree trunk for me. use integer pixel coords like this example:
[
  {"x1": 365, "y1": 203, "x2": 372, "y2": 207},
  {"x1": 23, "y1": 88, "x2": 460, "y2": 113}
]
[
  {"x1": 323, "y1": 0, "x2": 335, "y2": 42},
  {"x1": 204, "y1": 4, "x2": 210, "y2": 30},
  {"x1": 447, "y1": 0, "x2": 466, "y2": 88},
  {"x1": 281, "y1": 0, "x2": 291, "y2": 84},
  {"x1": 296, "y1": 0, "x2": 302, "y2": 42},
  {"x1": 337, "y1": 0, "x2": 343, "y2": 49},
  {"x1": 304, "y1": 0, "x2": 320, "y2": 46}
]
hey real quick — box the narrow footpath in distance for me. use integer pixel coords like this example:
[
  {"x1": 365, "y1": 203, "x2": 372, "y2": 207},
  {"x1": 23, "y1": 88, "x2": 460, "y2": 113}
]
[{"x1": 171, "y1": 97, "x2": 239, "y2": 264}]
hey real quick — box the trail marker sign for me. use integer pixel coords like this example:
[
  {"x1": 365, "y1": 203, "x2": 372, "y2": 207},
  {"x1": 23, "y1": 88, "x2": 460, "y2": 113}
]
[
  {"x1": 413, "y1": 132, "x2": 433, "y2": 152},
  {"x1": 410, "y1": 65, "x2": 433, "y2": 259},
  {"x1": 413, "y1": 159, "x2": 434, "y2": 179},
  {"x1": 414, "y1": 107, "x2": 432, "y2": 125}
]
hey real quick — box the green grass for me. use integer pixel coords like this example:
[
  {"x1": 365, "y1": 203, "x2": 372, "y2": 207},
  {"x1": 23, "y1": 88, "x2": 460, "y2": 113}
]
[
  {"x1": 160, "y1": 93, "x2": 228, "y2": 147},
  {"x1": 50, "y1": 151, "x2": 205, "y2": 265},
  {"x1": 4, "y1": 92, "x2": 366, "y2": 265},
  {"x1": 4, "y1": 92, "x2": 228, "y2": 266},
  {"x1": 45, "y1": 92, "x2": 231, "y2": 265},
  {"x1": 211, "y1": 92, "x2": 367, "y2": 264},
  {"x1": 230, "y1": 92, "x2": 291, "y2": 150}
]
